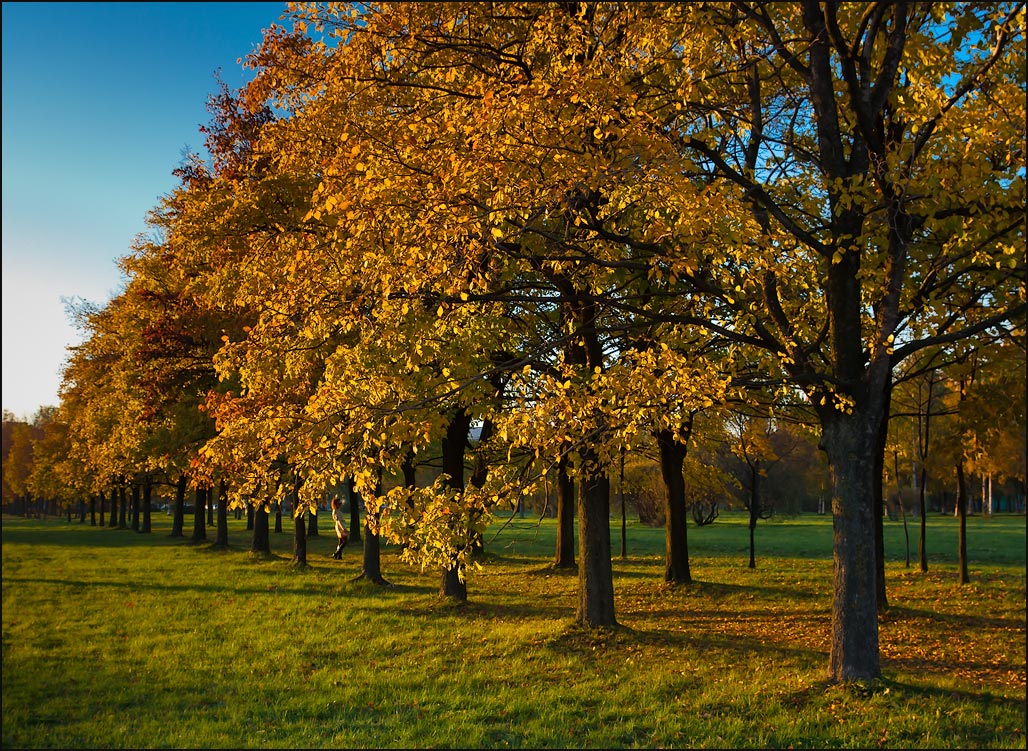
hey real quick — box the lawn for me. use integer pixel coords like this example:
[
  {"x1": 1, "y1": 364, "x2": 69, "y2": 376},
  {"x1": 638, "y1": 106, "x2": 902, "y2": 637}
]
[{"x1": 2, "y1": 510, "x2": 1025, "y2": 748}]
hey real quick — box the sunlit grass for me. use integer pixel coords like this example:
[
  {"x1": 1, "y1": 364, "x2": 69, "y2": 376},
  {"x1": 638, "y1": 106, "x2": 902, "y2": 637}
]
[{"x1": 2, "y1": 511, "x2": 1025, "y2": 749}]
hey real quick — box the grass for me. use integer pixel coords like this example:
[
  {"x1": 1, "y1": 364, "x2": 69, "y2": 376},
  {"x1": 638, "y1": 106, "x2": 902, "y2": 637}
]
[{"x1": 2, "y1": 510, "x2": 1025, "y2": 749}]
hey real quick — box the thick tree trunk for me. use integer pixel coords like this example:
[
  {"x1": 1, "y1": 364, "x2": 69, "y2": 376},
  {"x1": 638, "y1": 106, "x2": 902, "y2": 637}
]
[
  {"x1": 358, "y1": 514, "x2": 389, "y2": 584},
  {"x1": 821, "y1": 413, "x2": 881, "y2": 683},
  {"x1": 576, "y1": 461, "x2": 616, "y2": 626},
  {"x1": 293, "y1": 510, "x2": 308, "y2": 566},
  {"x1": 251, "y1": 504, "x2": 271, "y2": 555},
  {"x1": 191, "y1": 487, "x2": 207, "y2": 542},
  {"x1": 307, "y1": 507, "x2": 319, "y2": 537},
  {"x1": 554, "y1": 455, "x2": 576, "y2": 570},
  {"x1": 214, "y1": 479, "x2": 229, "y2": 548},
  {"x1": 170, "y1": 474, "x2": 186, "y2": 538},
  {"x1": 657, "y1": 429, "x2": 692, "y2": 584},
  {"x1": 89, "y1": 494, "x2": 97, "y2": 526}
]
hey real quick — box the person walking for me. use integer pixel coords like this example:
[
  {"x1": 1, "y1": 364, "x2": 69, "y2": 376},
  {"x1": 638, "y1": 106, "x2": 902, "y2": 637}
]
[{"x1": 331, "y1": 496, "x2": 349, "y2": 559}]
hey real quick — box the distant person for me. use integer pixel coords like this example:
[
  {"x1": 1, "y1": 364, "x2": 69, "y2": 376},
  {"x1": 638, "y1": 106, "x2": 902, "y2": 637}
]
[{"x1": 331, "y1": 496, "x2": 349, "y2": 559}]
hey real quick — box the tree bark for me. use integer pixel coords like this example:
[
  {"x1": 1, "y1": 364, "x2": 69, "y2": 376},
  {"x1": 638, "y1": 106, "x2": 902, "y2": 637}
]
[
  {"x1": 251, "y1": 503, "x2": 271, "y2": 555},
  {"x1": 292, "y1": 509, "x2": 308, "y2": 566},
  {"x1": 576, "y1": 460, "x2": 616, "y2": 626},
  {"x1": 821, "y1": 412, "x2": 881, "y2": 683},
  {"x1": 657, "y1": 428, "x2": 692, "y2": 584},
  {"x1": 191, "y1": 487, "x2": 207, "y2": 542},
  {"x1": 354, "y1": 475, "x2": 388, "y2": 585},
  {"x1": 439, "y1": 409, "x2": 472, "y2": 602},
  {"x1": 346, "y1": 476, "x2": 362, "y2": 544},
  {"x1": 170, "y1": 473, "x2": 186, "y2": 538},
  {"x1": 554, "y1": 455, "x2": 576, "y2": 570}
]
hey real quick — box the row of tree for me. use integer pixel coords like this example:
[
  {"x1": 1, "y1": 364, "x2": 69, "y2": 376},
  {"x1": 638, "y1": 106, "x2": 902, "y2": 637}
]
[{"x1": 2, "y1": 3, "x2": 1024, "y2": 684}]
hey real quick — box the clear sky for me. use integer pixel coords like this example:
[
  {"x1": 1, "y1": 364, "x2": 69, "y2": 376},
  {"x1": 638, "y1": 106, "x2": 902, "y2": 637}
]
[{"x1": 2, "y1": 1, "x2": 289, "y2": 422}]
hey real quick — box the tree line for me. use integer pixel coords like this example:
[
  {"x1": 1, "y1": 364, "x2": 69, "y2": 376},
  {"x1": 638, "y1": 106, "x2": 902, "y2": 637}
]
[{"x1": 2, "y1": 2, "x2": 1025, "y2": 685}]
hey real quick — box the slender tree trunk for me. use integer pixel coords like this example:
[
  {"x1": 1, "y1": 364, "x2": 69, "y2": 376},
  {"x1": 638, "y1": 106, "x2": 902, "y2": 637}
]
[
  {"x1": 657, "y1": 428, "x2": 692, "y2": 584},
  {"x1": 98, "y1": 491, "x2": 105, "y2": 527},
  {"x1": 89, "y1": 494, "x2": 97, "y2": 526},
  {"x1": 554, "y1": 455, "x2": 576, "y2": 570},
  {"x1": 307, "y1": 506, "x2": 319, "y2": 537},
  {"x1": 748, "y1": 462, "x2": 761, "y2": 570},
  {"x1": 292, "y1": 473, "x2": 307, "y2": 566},
  {"x1": 439, "y1": 409, "x2": 472, "y2": 602},
  {"x1": 346, "y1": 476, "x2": 361, "y2": 544}
]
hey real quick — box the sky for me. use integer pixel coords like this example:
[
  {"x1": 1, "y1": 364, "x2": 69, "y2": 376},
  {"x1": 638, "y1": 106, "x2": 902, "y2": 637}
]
[{"x1": 2, "y1": 1, "x2": 290, "y2": 422}]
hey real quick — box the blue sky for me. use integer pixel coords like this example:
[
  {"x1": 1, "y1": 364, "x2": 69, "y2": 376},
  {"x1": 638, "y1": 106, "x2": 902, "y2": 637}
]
[{"x1": 2, "y1": 1, "x2": 289, "y2": 421}]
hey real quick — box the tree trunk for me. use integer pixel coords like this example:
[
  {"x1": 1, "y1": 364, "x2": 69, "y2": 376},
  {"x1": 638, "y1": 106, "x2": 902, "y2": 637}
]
[
  {"x1": 293, "y1": 509, "x2": 308, "y2": 566},
  {"x1": 98, "y1": 491, "x2": 106, "y2": 527},
  {"x1": 307, "y1": 507, "x2": 319, "y2": 537},
  {"x1": 821, "y1": 413, "x2": 881, "y2": 683},
  {"x1": 251, "y1": 504, "x2": 271, "y2": 555},
  {"x1": 89, "y1": 494, "x2": 97, "y2": 526},
  {"x1": 191, "y1": 487, "x2": 207, "y2": 542},
  {"x1": 576, "y1": 460, "x2": 616, "y2": 627},
  {"x1": 657, "y1": 429, "x2": 692, "y2": 584},
  {"x1": 346, "y1": 476, "x2": 362, "y2": 544},
  {"x1": 355, "y1": 475, "x2": 388, "y2": 584},
  {"x1": 554, "y1": 455, "x2": 576, "y2": 569},
  {"x1": 170, "y1": 474, "x2": 186, "y2": 538},
  {"x1": 439, "y1": 409, "x2": 472, "y2": 602},
  {"x1": 748, "y1": 462, "x2": 760, "y2": 570},
  {"x1": 357, "y1": 514, "x2": 388, "y2": 584}
]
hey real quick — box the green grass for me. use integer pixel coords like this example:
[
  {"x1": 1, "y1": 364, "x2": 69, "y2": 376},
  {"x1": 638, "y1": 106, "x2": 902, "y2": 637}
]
[{"x1": 2, "y1": 510, "x2": 1025, "y2": 749}]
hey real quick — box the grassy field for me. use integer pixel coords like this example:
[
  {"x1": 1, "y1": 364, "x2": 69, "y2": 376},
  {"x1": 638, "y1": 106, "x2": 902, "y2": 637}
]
[{"x1": 2, "y1": 510, "x2": 1025, "y2": 749}]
